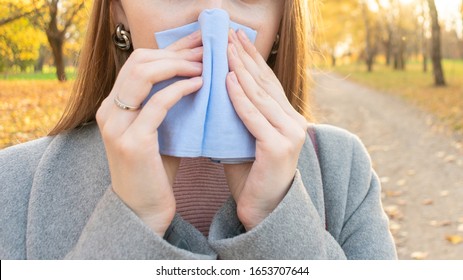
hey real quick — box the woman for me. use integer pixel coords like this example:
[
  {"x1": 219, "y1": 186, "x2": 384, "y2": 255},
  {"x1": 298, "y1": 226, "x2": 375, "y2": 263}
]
[{"x1": 0, "y1": 0, "x2": 397, "y2": 259}]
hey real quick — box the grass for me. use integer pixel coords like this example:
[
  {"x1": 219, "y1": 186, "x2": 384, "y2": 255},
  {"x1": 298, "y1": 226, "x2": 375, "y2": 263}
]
[
  {"x1": 0, "y1": 80, "x2": 71, "y2": 148},
  {"x1": 0, "y1": 66, "x2": 76, "y2": 81},
  {"x1": 330, "y1": 59, "x2": 463, "y2": 133}
]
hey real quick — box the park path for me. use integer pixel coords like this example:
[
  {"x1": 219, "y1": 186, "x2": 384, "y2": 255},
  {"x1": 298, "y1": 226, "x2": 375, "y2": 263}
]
[{"x1": 311, "y1": 71, "x2": 463, "y2": 260}]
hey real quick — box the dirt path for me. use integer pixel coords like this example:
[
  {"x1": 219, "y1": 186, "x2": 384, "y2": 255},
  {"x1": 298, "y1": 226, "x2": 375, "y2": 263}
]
[{"x1": 311, "y1": 71, "x2": 463, "y2": 260}]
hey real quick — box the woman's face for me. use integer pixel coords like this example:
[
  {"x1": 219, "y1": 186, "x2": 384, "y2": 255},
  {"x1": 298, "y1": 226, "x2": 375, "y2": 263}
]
[{"x1": 112, "y1": 0, "x2": 285, "y2": 59}]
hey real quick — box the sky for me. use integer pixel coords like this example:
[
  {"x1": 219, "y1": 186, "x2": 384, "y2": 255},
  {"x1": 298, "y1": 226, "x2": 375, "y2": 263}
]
[
  {"x1": 400, "y1": 0, "x2": 461, "y2": 22},
  {"x1": 371, "y1": 0, "x2": 462, "y2": 35},
  {"x1": 434, "y1": 0, "x2": 461, "y2": 22}
]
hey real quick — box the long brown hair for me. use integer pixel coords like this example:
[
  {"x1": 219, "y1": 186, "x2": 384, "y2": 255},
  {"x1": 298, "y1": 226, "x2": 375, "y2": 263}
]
[{"x1": 49, "y1": 0, "x2": 314, "y2": 135}]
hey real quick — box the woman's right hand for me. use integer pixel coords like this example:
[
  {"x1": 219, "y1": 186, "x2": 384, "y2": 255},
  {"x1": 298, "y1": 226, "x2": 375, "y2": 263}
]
[{"x1": 96, "y1": 31, "x2": 203, "y2": 237}]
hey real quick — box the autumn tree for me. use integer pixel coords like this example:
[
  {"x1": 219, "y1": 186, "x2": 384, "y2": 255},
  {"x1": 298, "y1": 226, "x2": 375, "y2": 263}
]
[
  {"x1": 427, "y1": 0, "x2": 446, "y2": 86},
  {"x1": 361, "y1": 0, "x2": 378, "y2": 72},
  {"x1": 0, "y1": 1, "x2": 46, "y2": 73},
  {"x1": 29, "y1": 0, "x2": 85, "y2": 81},
  {"x1": 374, "y1": 0, "x2": 394, "y2": 66},
  {"x1": 418, "y1": 0, "x2": 429, "y2": 72},
  {"x1": 460, "y1": 0, "x2": 463, "y2": 58},
  {"x1": 318, "y1": 0, "x2": 361, "y2": 66}
]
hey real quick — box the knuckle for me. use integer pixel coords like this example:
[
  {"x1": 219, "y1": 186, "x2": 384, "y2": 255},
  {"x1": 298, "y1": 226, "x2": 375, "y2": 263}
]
[
  {"x1": 255, "y1": 88, "x2": 268, "y2": 99},
  {"x1": 240, "y1": 105, "x2": 260, "y2": 123},
  {"x1": 257, "y1": 72, "x2": 272, "y2": 85},
  {"x1": 100, "y1": 124, "x2": 117, "y2": 141},
  {"x1": 130, "y1": 49, "x2": 146, "y2": 62},
  {"x1": 114, "y1": 137, "x2": 138, "y2": 158},
  {"x1": 95, "y1": 100, "x2": 109, "y2": 125},
  {"x1": 128, "y1": 64, "x2": 145, "y2": 80},
  {"x1": 149, "y1": 95, "x2": 169, "y2": 115},
  {"x1": 294, "y1": 127, "x2": 307, "y2": 146}
]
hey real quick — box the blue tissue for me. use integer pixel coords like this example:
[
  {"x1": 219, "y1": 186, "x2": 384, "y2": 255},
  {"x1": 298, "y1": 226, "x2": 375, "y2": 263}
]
[{"x1": 147, "y1": 9, "x2": 257, "y2": 163}]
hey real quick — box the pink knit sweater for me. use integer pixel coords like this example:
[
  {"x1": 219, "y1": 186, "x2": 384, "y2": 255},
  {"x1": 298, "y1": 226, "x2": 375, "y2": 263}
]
[{"x1": 173, "y1": 157, "x2": 231, "y2": 236}]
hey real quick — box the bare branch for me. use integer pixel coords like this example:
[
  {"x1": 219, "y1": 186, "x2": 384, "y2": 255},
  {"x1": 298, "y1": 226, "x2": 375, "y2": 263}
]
[
  {"x1": 62, "y1": 0, "x2": 85, "y2": 34},
  {"x1": 0, "y1": 10, "x2": 35, "y2": 26}
]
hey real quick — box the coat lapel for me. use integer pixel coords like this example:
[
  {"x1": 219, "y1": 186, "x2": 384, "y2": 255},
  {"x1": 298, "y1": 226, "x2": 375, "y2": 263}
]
[
  {"x1": 297, "y1": 128, "x2": 326, "y2": 229},
  {"x1": 26, "y1": 124, "x2": 110, "y2": 259}
]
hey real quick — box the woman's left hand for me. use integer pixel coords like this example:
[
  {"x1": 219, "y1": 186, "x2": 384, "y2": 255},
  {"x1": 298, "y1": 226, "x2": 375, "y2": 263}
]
[{"x1": 224, "y1": 29, "x2": 309, "y2": 231}]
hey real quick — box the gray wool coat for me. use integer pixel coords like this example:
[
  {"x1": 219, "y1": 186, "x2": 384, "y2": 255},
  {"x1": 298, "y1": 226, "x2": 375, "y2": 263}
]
[{"x1": 0, "y1": 123, "x2": 397, "y2": 259}]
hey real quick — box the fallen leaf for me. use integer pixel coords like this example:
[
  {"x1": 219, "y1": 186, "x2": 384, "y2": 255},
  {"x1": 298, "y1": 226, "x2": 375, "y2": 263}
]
[
  {"x1": 386, "y1": 190, "x2": 404, "y2": 197},
  {"x1": 411, "y1": 251, "x2": 429, "y2": 260},
  {"x1": 389, "y1": 221, "x2": 401, "y2": 234},
  {"x1": 380, "y1": 177, "x2": 390, "y2": 184},
  {"x1": 439, "y1": 190, "x2": 450, "y2": 197},
  {"x1": 384, "y1": 205, "x2": 403, "y2": 220},
  {"x1": 445, "y1": 235, "x2": 463, "y2": 245},
  {"x1": 397, "y1": 199, "x2": 407, "y2": 206},
  {"x1": 396, "y1": 179, "x2": 407, "y2": 187},
  {"x1": 429, "y1": 220, "x2": 452, "y2": 227},
  {"x1": 444, "y1": 155, "x2": 457, "y2": 163},
  {"x1": 436, "y1": 151, "x2": 445, "y2": 158},
  {"x1": 422, "y1": 199, "x2": 433, "y2": 205}
]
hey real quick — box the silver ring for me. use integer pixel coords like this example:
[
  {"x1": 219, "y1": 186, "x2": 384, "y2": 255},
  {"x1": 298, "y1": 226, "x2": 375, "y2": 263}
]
[{"x1": 114, "y1": 94, "x2": 141, "y2": 111}]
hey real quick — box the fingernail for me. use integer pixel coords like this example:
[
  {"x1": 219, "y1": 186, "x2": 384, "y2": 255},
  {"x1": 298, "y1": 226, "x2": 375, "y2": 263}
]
[
  {"x1": 228, "y1": 28, "x2": 234, "y2": 39},
  {"x1": 232, "y1": 30, "x2": 239, "y2": 41},
  {"x1": 191, "y1": 46, "x2": 203, "y2": 53},
  {"x1": 238, "y1": 29, "x2": 249, "y2": 42},
  {"x1": 229, "y1": 72, "x2": 238, "y2": 84},
  {"x1": 228, "y1": 29, "x2": 238, "y2": 41},
  {"x1": 189, "y1": 30, "x2": 201, "y2": 40}
]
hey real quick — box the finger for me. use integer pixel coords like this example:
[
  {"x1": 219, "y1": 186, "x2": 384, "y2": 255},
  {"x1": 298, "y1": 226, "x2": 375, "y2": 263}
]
[
  {"x1": 128, "y1": 47, "x2": 203, "y2": 64},
  {"x1": 165, "y1": 30, "x2": 203, "y2": 51},
  {"x1": 102, "y1": 60, "x2": 202, "y2": 137},
  {"x1": 228, "y1": 45, "x2": 295, "y2": 135},
  {"x1": 231, "y1": 30, "x2": 307, "y2": 128},
  {"x1": 128, "y1": 76, "x2": 203, "y2": 134},
  {"x1": 112, "y1": 59, "x2": 202, "y2": 106},
  {"x1": 226, "y1": 71, "x2": 277, "y2": 140}
]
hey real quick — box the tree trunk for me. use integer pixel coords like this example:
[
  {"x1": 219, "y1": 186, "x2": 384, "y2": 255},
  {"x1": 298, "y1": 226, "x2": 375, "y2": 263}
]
[
  {"x1": 47, "y1": 34, "x2": 66, "y2": 81},
  {"x1": 34, "y1": 45, "x2": 47, "y2": 72},
  {"x1": 423, "y1": 52, "x2": 428, "y2": 73},
  {"x1": 427, "y1": 0, "x2": 446, "y2": 86},
  {"x1": 420, "y1": 0, "x2": 428, "y2": 72},
  {"x1": 331, "y1": 53, "x2": 336, "y2": 67},
  {"x1": 384, "y1": 38, "x2": 392, "y2": 66},
  {"x1": 46, "y1": 2, "x2": 66, "y2": 81},
  {"x1": 461, "y1": 0, "x2": 463, "y2": 58},
  {"x1": 362, "y1": 2, "x2": 375, "y2": 72}
]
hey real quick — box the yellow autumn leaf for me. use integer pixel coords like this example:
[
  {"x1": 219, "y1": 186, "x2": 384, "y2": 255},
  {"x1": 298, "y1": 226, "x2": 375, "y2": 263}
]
[
  {"x1": 411, "y1": 251, "x2": 428, "y2": 260},
  {"x1": 445, "y1": 235, "x2": 463, "y2": 245}
]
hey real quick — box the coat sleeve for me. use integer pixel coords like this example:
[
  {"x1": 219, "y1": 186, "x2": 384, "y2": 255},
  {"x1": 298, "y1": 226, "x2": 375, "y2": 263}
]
[
  {"x1": 64, "y1": 187, "x2": 216, "y2": 260},
  {"x1": 208, "y1": 131, "x2": 397, "y2": 260}
]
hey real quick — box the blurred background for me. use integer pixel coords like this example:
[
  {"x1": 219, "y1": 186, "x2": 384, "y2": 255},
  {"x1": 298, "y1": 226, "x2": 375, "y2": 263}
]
[{"x1": 0, "y1": 0, "x2": 462, "y2": 259}]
